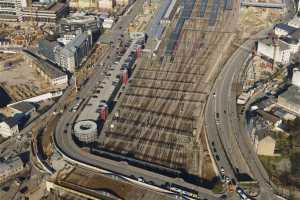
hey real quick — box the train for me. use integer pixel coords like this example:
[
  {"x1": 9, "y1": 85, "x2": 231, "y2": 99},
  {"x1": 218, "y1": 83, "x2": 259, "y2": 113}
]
[{"x1": 169, "y1": 184, "x2": 200, "y2": 199}]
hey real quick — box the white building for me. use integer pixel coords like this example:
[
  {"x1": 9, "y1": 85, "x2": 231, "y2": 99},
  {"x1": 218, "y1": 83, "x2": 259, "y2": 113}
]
[
  {"x1": 292, "y1": 68, "x2": 300, "y2": 88},
  {"x1": 257, "y1": 39, "x2": 291, "y2": 64},
  {"x1": 98, "y1": 0, "x2": 115, "y2": 11},
  {"x1": 70, "y1": 0, "x2": 97, "y2": 8},
  {"x1": 103, "y1": 18, "x2": 114, "y2": 29},
  {"x1": 0, "y1": 0, "x2": 27, "y2": 21},
  {"x1": 288, "y1": 16, "x2": 300, "y2": 29},
  {"x1": 0, "y1": 157, "x2": 24, "y2": 184},
  {"x1": 0, "y1": 118, "x2": 19, "y2": 138},
  {"x1": 116, "y1": 0, "x2": 133, "y2": 6}
]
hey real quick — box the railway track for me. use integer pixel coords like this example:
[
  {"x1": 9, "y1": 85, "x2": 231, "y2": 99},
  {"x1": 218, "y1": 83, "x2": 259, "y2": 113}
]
[{"x1": 99, "y1": 0, "x2": 237, "y2": 177}]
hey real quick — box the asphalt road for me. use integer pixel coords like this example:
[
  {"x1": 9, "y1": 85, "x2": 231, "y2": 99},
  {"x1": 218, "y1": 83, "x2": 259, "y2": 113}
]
[
  {"x1": 205, "y1": 6, "x2": 296, "y2": 199},
  {"x1": 52, "y1": 1, "x2": 222, "y2": 199}
]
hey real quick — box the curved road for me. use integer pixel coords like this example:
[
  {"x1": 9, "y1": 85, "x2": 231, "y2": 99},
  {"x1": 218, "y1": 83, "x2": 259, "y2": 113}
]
[{"x1": 205, "y1": 10, "x2": 296, "y2": 200}]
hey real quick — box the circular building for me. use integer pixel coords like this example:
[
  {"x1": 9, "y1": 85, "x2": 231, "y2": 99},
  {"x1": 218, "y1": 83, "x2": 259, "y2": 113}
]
[{"x1": 74, "y1": 120, "x2": 98, "y2": 143}]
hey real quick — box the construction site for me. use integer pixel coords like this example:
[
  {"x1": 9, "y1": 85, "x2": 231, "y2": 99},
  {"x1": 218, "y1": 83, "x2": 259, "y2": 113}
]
[
  {"x1": 93, "y1": 0, "x2": 238, "y2": 180},
  {"x1": 0, "y1": 53, "x2": 53, "y2": 102}
]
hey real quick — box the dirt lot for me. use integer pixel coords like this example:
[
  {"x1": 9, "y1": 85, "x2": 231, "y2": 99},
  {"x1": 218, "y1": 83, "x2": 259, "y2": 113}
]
[{"x1": 0, "y1": 53, "x2": 50, "y2": 102}]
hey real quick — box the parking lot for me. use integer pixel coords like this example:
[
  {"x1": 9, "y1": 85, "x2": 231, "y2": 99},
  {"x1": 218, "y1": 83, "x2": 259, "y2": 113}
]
[{"x1": 75, "y1": 39, "x2": 141, "y2": 122}]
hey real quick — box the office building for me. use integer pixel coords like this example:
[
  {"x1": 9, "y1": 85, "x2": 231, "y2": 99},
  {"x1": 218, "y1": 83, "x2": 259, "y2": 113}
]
[
  {"x1": 0, "y1": 1, "x2": 68, "y2": 23},
  {"x1": 58, "y1": 31, "x2": 93, "y2": 72},
  {"x1": 0, "y1": 0, "x2": 26, "y2": 21},
  {"x1": 21, "y1": 2, "x2": 69, "y2": 23},
  {"x1": 38, "y1": 30, "x2": 93, "y2": 72},
  {"x1": 59, "y1": 15, "x2": 102, "y2": 41}
]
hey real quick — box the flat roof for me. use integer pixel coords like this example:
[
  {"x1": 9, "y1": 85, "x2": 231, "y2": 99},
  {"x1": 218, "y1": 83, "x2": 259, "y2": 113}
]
[
  {"x1": 279, "y1": 85, "x2": 300, "y2": 105},
  {"x1": 61, "y1": 15, "x2": 99, "y2": 24},
  {"x1": 275, "y1": 23, "x2": 297, "y2": 33},
  {"x1": 9, "y1": 101, "x2": 35, "y2": 113},
  {"x1": 22, "y1": 49, "x2": 66, "y2": 79},
  {"x1": 77, "y1": 40, "x2": 139, "y2": 122}
]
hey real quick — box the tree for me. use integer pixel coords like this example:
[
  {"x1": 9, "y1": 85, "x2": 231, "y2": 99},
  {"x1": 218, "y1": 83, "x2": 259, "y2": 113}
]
[{"x1": 290, "y1": 151, "x2": 300, "y2": 177}]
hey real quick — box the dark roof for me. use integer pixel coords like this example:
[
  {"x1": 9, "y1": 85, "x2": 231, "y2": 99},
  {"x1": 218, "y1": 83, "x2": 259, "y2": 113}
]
[
  {"x1": 280, "y1": 36, "x2": 299, "y2": 45},
  {"x1": 22, "y1": 49, "x2": 66, "y2": 79},
  {"x1": 9, "y1": 102, "x2": 35, "y2": 113},
  {"x1": 3, "y1": 117, "x2": 18, "y2": 128},
  {"x1": 279, "y1": 85, "x2": 300, "y2": 106},
  {"x1": 257, "y1": 110, "x2": 281, "y2": 123},
  {"x1": 275, "y1": 23, "x2": 297, "y2": 34}
]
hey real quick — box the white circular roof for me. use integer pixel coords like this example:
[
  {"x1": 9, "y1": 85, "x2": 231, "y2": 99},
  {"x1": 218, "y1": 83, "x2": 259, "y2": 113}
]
[{"x1": 74, "y1": 120, "x2": 97, "y2": 134}]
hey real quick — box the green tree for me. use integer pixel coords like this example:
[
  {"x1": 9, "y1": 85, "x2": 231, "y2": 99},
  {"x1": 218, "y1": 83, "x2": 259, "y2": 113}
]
[{"x1": 290, "y1": 151, "x2": 300, "y2": 177}]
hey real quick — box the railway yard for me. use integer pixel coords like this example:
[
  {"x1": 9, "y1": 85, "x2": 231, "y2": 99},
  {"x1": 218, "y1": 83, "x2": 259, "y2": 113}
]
[{"x1": 97, "y1": 0, "x2": 238, "y2": 179}]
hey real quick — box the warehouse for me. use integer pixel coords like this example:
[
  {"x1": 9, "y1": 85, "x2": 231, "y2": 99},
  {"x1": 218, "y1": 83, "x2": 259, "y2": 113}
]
[{"x1": 22, "y1": 50, "x2": 68, "y2": 89}]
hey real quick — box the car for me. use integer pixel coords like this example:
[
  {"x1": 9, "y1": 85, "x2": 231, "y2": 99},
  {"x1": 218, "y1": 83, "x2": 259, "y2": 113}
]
[
  {"x1": 213, "y1": 148, "x2": 217, "y2": 152},
  {"x1": 220, "y1": 167, "x2": 225, "y2": 174},
  {"x1": 215, "y1": 155, "x2": 220, "y2": 161},
  {"x1": 20, "y1": 186, "x2": 28, "y2": 194},
  {"x1": 225, "y1": 176, "x2": 230, "y2": 183},
  {"x1": 137, "y1": 177, "x2": 144, "y2": 182},
  {"x1": 213, "y1": 92, "x2": 216, "y2": 97},
  {"x1": 64, "y1": 130, "x2": 67, "y2": 134},
  {"x1": 216, "y1": 113, "x2": 219, "y2": 118},
  {"x1": 211, "y1": 142, "x2": 215, "y2": 146},
  {"x1": 224, "y1": 110, "x2": 227, "y2": 114}
]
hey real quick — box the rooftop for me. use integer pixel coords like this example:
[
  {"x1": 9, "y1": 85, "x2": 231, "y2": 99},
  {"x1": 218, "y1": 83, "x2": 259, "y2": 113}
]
[
  {"x1": 64, "y1": 31, "x2": 91, "y2": 53},
  {"x1": 279, "y1": 85, "x2": 300, "y2": 105},
  {"x1": 2, "y1": 117, "x2": 18, "y2": 128},
  {"x1": 274, "y1": 23, "x2": 297, "y2": 34},
  {"x1": 23, "y1": 2, "x2": 68, "y2": 13},
  {"x1": 260, "y1": 38, "x2": 290, "y2": 50},
  {"x1": 61, "y1": 15, "x2": 100, "y2": 24},
  {"x1": 22, "y1": 49, "x2": 66, "y2": 79},
  {"x1": 8, "y1": 101, "x2": 35, "y2": 114}
]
